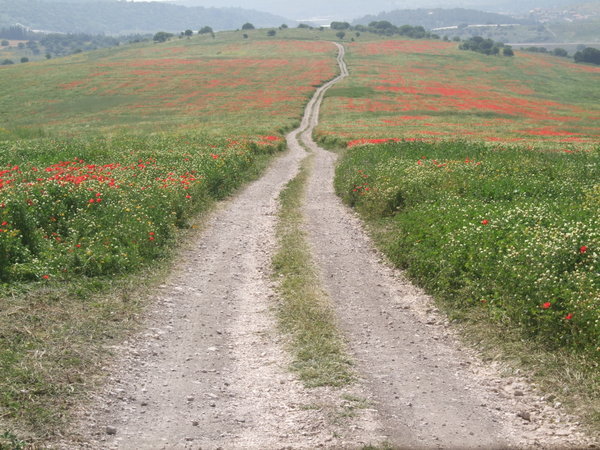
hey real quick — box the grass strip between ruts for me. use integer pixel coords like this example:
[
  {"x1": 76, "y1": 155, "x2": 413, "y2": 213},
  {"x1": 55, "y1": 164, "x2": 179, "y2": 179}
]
[{"x1": 272, "y1": 154, "x2": 353, "y2": 387}]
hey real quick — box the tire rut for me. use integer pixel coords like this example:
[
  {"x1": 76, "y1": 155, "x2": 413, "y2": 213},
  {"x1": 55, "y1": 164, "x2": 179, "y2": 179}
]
[
  {"x1": 64, "y1": 42, "x2": 382, "y2": 450},
  {"x1": 300, "y1": 45, "x2": 593, "y2": 449}
]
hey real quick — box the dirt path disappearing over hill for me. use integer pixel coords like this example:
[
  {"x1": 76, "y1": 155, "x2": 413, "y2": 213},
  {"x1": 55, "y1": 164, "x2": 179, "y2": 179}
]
[
  {"x1": 64, "y1": 42, "x2": 594, "y2": 449},
  {"x1": 64, "y1": 43, "x2": 383, "y2": 449}
]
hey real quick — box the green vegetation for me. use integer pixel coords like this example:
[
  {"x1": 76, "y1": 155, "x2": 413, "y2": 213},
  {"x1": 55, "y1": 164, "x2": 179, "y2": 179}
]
[
  {"x1": 356, "y1": 22, "x2": 438, "y2": 39},
  {"x1": 273, "y1": 157, "x2": 353, "y2": 387},
  {"x1": 0, "y1": 134, "x2": 283, "y2": 284},
  {"x1": 0, "y1": 30, "x2": 339, "y2": 442},
  {"x1": 317, "y1": 38, "x2": 600, "y2": 147},
  {"x1": 459, "y1": 36, "x2": 513, "y2": 56},
  {"x1": 334, "y1": 140, "x2": 599, "y2": 426},
  {"x1": 575, "y1": 47, "x2": 600, "y2": 65}
]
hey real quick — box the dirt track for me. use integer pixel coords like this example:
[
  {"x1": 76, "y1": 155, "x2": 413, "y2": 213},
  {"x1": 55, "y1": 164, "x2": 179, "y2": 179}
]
[{"x1": 65, "y1": 42, "x2": 594, "y2": 449}]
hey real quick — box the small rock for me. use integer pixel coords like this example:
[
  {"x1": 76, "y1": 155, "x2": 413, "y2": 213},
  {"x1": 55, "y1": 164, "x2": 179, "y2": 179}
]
[
  {"x1": 187, "y1": 396, "x2": 195, "y2": 402},
  {"x1": 192, "y1": 420, "x2": 199, "y2": 426},
  {"x1": 514, "y1": 390, "x2": 524, "y2": 397},
  {"x1": 517, "y1": 411, "x2": 531, "y2": 421},
  {"x1": 106, "y1": 426, "x2": 117, "y2": 435}
]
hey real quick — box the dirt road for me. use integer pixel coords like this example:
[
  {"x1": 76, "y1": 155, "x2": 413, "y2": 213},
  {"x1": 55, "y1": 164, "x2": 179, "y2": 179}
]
[{"x1": 67, "y1": 42, "x2": 593, "y2": 449}]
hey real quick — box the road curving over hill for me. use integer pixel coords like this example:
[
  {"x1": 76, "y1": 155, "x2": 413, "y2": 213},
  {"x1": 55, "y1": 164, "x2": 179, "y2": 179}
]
[
  {"x1": 64, "y1": 42, "x2": 593, "y2": 449},
  {"x1": 294, "y1": 42, "x2": 593, "y2": 449},
  {"x1": 64, "y1": 42, "x2": 383, "y2": 450}
]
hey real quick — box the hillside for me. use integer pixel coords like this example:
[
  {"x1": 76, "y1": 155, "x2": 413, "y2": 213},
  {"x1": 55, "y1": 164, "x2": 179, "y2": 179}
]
[
  {"x1": 0, "y1": 28, "x2": 598, "y2": 447},
  {"x1": 317, "y1": 39, "x2": 600, "y2": 146},
  {"x1": 176, "y1": 0, "x2": 581, "y2": 18},
  {"x1": 354, "y1": 8, "x2": 533, "y2": 29},
  {"x1": 0, "y1": 0, "x2": 291, "y2": 34}
]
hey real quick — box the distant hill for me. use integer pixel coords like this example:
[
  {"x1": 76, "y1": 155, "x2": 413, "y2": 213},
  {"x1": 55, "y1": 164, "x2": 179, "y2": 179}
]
[
  {"x1": 174, "y1": 0, "x2": 579, "y2": 19},
  {"x1": 0, "y1": 0, "x2": 292, "y2": 34},
  {"x1": 353, "y1": 8, "x2": 534, "y2": 30}
]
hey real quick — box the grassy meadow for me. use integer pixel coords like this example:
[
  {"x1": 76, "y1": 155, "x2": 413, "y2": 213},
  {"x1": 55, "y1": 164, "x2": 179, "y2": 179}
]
[
  {"x1": 0, "y1": 29, "x2": 341, "y2": 442},
  {"x1": 323, "y1": 37, "x2": 599, "y2": 428},
  {"x1": 317, "y1": 39, "x2": 600, "y2": 148},
  {"x1": 0, "y1": 26, "x2": 599, "y2": 443}
]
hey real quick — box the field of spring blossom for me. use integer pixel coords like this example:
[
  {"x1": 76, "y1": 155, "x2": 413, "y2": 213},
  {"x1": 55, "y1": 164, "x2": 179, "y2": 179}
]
[
  {"x1": 0, "y1": 29, "x2": 598, "y2": 441},
  {"x1": 323, "y1": 39, "x2": 599, "y2": 356},
  {"x1": 317, "y1": 39, "x2": 600, "y2": 148},
  {"x1": 0, "y1": 34, "x2": 339, "y2": 285}
]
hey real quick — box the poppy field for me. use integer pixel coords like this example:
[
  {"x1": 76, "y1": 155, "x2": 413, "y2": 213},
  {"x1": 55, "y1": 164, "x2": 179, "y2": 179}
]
[
  {"x1": 0, "y1": 35, "x2": 339, "y2": 285},
  {"x1": 335, "y1": 140, "x2": 599, "y2": 355},
  {"x1": 317, "y1": 39, "x2": 600, "y2": 148},
  {"x1": 325, "y1": 38, "x2": 599, "y2": 360}
]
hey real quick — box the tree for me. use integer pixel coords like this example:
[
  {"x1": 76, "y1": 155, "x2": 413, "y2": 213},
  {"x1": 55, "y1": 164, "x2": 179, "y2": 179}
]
[
  {"x1": 267, "y1": 29, "x2": 276, "y2": 37},
  {"x1": 0, "y1": 40, "x2": 8, "y2": 46},
  {"x1": 503, "y1": 46, "x2": 514, "y2": 57},
  {"x1": 279, "y1": 24, "x2": 288, "y2": 29},
  {"x1": 331, "y1": 21, "x2": 350, "y2": 30},
  {"x1": 242, "y1": 33, "x2": 248, "y2": 39},
  {"x1": 184, "y1": 29, "x2": 193, "y2": 37},
  {"x1": 553, "y1": 48, "x2": 568, "y2": 57},
  {"x1": 20, "y1": 57, "x2": 29, "y2": 63},
  {"x1": 1, "y1": 59, "x2": 14, "y2": 65},
  {"x1": 574, "y1": 47, "x2": 600, "y2": 65},
  {"x1": 241, "y1": 23, "x2": 255, "y2": 30},
  {"x1": 199, "y1": 26, "x2": 213, "y2": 34},
  {"x1": 153, "y1": 31, "x2": 173, "y2": 43},
  {"x1": 336, "y1": 31, "x2": 346, "y2": 40}
]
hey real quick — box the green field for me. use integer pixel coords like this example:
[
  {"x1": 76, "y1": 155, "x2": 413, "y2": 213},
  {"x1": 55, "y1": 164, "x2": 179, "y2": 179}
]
[
  {"x1": 317, "y1": 39, "x2": 600, "y2": 148},
  {"x1": 1, "y1": 29, "x2": 599, "y2": 442},
  {"x1": 0, "y1": 29, "x2": 342, "y2": 441},
  {"x1": 321, "y1": 36, "x2": 599, "y2": 429}
]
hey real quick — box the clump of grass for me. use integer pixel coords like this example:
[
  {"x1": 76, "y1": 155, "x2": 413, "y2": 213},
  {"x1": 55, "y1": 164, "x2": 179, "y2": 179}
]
[
  {"x1": 273, "y1": 156, "x2": 353, "y2": 387},
  {"x1": 0, "y1": 267, "x2": 166, "y2": 444}
]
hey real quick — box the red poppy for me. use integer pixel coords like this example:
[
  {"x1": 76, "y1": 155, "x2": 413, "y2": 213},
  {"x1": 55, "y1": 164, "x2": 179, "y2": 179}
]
[
  {"x1": 542, "y1": 302, "x2": 551, "y2": 309},
  {"x1": 564, "y1": 313, "x2": 573, "y2": 320},
  {"x1": 42, "y1": 275, "x2": 50, "y2": 280},
  {"x1": 481, "y1": 219, "x2": 489, "y2": 225},
  {"x1": 580, "y1": 246, "x2": 588, "y2": 254},
  {"x1": 1, "y1": 221, "x2": 7, "y2": 226}
]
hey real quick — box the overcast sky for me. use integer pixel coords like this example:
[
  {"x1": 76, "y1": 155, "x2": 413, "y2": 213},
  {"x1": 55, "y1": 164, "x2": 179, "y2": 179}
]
[
  {"x1": 125, "y1": 0, "x2": 576, "y2": 20},
  {"x1": 130, "y1": 0, "x2": 578, "y2": 21}
]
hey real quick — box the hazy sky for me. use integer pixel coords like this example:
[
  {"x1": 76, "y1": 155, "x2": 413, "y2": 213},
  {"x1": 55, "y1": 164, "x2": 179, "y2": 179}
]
[{"x1": 163, "y1": 0, "x2": 579, "y2": 20}]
